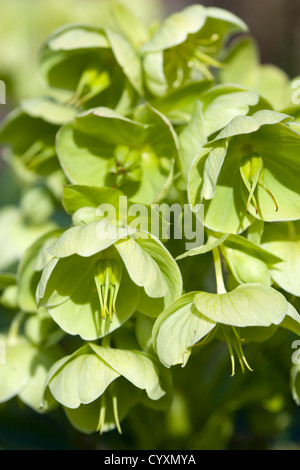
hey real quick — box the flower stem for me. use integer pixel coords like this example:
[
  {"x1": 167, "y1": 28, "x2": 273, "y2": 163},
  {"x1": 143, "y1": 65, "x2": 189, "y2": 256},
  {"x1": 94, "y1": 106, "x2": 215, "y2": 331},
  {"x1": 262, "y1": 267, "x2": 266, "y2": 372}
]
[{"x1": 212, "y1": 247, "x2": 227, "y2": 294}]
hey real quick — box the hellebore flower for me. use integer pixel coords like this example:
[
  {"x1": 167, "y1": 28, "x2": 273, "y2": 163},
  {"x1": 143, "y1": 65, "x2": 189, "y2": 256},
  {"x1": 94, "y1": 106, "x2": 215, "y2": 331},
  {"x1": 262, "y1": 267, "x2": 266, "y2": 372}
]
[
  {"x1": 36, "y1": 215, "x2": 182, "y2": 341},
  {"x1": 38, "y1": 23, "x2": 143, "y2": 110},
  {"x1": 42, "y1": 343, "x2": 172, "y2": 434},
  {"x1": 56, "y1": 103, "x2": 181, "y2": 204},
  {"x1": 153, "y1": 283, "x2": 300, "y2": 376},
  {"x1": 141, "y1": 4, "x2": 247, "y2": 97},
  {"x1": 188, "y1": 110, "x2": 300, "y2": 234}
]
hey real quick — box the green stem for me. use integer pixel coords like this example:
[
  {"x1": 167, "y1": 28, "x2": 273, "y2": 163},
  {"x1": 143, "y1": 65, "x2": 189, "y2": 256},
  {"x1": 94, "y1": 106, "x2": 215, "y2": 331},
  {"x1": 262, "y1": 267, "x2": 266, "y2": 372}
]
[{"x1": 212, "y1": 247, "x2": 227, "y2": 294}]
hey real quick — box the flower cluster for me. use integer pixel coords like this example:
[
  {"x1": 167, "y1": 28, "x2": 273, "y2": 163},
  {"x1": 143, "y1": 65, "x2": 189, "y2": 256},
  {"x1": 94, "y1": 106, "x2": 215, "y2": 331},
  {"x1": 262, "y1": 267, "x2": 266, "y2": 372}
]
[{"x1": 0, "y1": 2, "x2": 300, "y2": 438}]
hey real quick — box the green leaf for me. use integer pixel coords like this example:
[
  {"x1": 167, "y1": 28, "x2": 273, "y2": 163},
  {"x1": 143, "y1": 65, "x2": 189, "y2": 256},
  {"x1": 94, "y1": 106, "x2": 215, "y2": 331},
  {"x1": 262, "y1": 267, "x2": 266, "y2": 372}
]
[{"x1": 194, "y1": 283, "x2": 288, "y2": 327}]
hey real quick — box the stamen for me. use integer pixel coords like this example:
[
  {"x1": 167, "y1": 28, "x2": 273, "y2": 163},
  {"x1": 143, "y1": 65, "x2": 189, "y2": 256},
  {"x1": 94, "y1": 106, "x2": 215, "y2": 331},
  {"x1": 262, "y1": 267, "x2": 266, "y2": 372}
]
[
  {"x1": 223, "y1": 327, "x2": 235, "y2": 377},
  {"x1": 97, "y1": 393, "x2": 107, "y2": 435},
  {"x1": 94, "y1": 259, "x2": 122, "y2": 322},
  {"x1": 112, "y1": 393, "x2": 122, "y2": 435},
  {"x1": 223, "y1": 326, "x2": 253, "y2": 376},
  {"x1": 194, "y1": 49, "x2": 224, "y2": 69},
  {"x1": 240, "y1": 153, "x2": 279, "y2": 214},
  {"x1": 259, "y1": 183, "x2": 279, "y2": 212}
]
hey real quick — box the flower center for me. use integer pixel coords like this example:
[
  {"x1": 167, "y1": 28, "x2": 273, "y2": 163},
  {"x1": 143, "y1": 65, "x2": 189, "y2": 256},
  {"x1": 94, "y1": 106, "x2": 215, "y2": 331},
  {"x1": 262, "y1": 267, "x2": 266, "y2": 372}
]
[
  {"x1": 240, "y1": 153, "x2": 279, "y2": 215},
  {"x1": 94, "y1": 258, "x2": 122, "y2": 322},
  {"x1": 108, "y1": 145, "x2": 142, "y2": 188},
  {"x1": 67, "y1": 62, "x2": 111, "y2": 108}
]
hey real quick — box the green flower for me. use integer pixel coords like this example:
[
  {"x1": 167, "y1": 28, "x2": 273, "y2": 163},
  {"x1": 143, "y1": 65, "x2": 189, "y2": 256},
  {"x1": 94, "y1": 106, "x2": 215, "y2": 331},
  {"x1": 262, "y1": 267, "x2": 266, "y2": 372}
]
[
  {"x1": 42, "y1": 343, "x2": 172, "y2": 434},
  {"x1": 189, "y1": 110, "x2": 300, "y2": 233},
  {"x1": 141, "y1": 5, "x2": 247, "y2": 97},
  {"x1": 56, "y1": 103, "x2": 181, "y2": 204},
  {"x1": 38, "y1": 23, "x2": 143, "y2": 111},
  {"x1": 36, "y1": 216, "x2": 182, "y2": 340},
  {"x1": 153, "y1": 284, "x2": 300, "y2": 376}
]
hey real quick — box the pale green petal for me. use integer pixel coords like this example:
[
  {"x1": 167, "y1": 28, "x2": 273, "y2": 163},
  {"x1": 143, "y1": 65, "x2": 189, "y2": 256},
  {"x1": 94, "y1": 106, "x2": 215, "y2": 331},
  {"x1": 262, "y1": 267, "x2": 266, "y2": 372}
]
[
  {"x1": 63, "y1": 380, "x2": 139, "y2": 434},
  {"x1": 141, "y1": 5, "x2": 207, "y2": 52},
  {"x1": 48, "y1": 222, "x2": 134, "y2": 259},
  {"x1": 221, "y1": 247, "x2": 271, "y2": 286},
  {"x1": 18, "y1": 230, "x2": 63, "y2": 313},
  {"x1": 63, "y1": 185, "x2": 124, "y2": 215},
  {"x1": 194, "y1": 283, "x2": 288, "y2": 327},
  {"x1": 106, "y1": 29, "x2": 143, "y2": 95},
  {"x1": 178, "y1": 101, "x2": 207, "y2": 183},
  {"x1": 152, "y1": 293, "x2": 216, "y2": 368},
  {"x1": 176, "y1": 233, "x2": 229, "y2": 260},
  {"x1": 21, "y1": 97, "x2": 76, "y2": 126},
  {"x1": 200, "y1": 85, "x2": 259, "y2": 137},
  {"x1": 211, "y1": 110, "x2": 291, "y2": 143},
  {"x1": 115, "y1": 236, "x2": 167, "y2": 298},
  {"x1": 262, "y1": 222, "x2": 300, "y2": 296},
  {"x1": 45, "y1": 347, "x2": 120, "y2": 409},
  {"x1": 90, "y1": 344, "x2": 166, "y2": 401},
  {"x1": 135, "y1": 234, "x2": 183, "y2": 316},
  {"x1": 36, "y1": 256, "x2": 92, "y2": 308}
]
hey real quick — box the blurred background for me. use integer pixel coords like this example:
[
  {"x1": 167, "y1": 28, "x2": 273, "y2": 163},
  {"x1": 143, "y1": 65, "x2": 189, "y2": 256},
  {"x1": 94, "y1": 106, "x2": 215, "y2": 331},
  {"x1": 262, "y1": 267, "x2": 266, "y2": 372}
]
[
  {"x1": 1, "y1": 0, "x2": 300, "y2": 109},
  {"x1": 0, "y1": 0, "x2": 300, "y2": 451}
]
